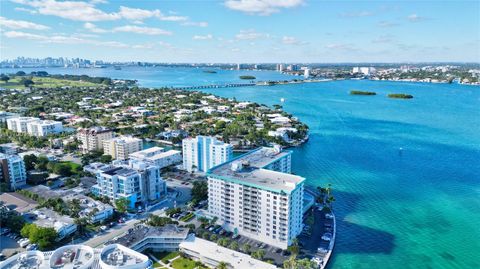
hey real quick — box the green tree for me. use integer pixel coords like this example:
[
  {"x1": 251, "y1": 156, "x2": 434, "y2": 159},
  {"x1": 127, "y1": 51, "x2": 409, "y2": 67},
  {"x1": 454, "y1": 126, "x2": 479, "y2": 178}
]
[
  {"x1": 0, "y1": 74, "x2": 10, "y2": 83},
  {"x1": 22, "y1": 78, "x2": 35, "y2": 87},
  {"x1": 228, "y1": 241, "x2": 239, "y2": 251},
  {"x1": 242, "y1": 243, "x2": 251, "y2": 254},
  {"x1": 99, "y1": 154, "x2": 112, "y2": 163},
  {"x1": 191, "y1": 180, "x2": 208, "y2": 203},
  {"x1": 23, "y1": 154, "x2": 38, "y2": 170},
  {"x1": 287, "y1": 238, "x2": 300, "y2": 255},
  {"x1": 216, "y1": 261, "x2": 229, "y2": 269},
  {"x1": 21, "y1": 223, "x2": 57, "y2": 250},
  {"x1": 115, "y1": 197, "x2": 129, "y2": 213}
]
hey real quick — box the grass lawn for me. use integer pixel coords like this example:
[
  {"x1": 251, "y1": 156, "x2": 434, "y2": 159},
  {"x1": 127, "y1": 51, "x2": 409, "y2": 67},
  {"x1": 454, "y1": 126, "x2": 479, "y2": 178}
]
[
  {"x1": 0, "y1": 76, "x2": 102, "y2": 89},
  {"x1": 152, "y1": 251, "x2": 180, "y2": 264},
  {"x1": 61, "y1": 161, "x2": 82, "y2": 174},
  {"x1": 171, "y1": 257, "x2": 208, "y2": 269}
]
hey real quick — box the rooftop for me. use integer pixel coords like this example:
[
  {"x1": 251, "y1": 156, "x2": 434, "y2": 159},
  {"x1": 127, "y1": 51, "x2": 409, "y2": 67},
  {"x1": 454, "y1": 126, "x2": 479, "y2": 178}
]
[
  {"x1": 110, "y1": 224, "x2": 189, "y2": 248},
  {"x1": 49, "y1": 245, "x2": 94, "y2": 269},
  {"x1": 32, "y1": 208, "x2": 75, "y2": 229},
  {"x1": 100, "y1": 244, "x2": 149, "y2": 267},
  {"x1": 0, "y1": 192, "x2": 38, "y2": 213},
  {"x1": 180, "y1": 236, "x2": 277, "y2": 269},
  {"x1": 0, "y1": 251, "x2": 45, "y2": 269},
  {"x1": 207, "y1": 147, "x2": 303, "y2": 193}
]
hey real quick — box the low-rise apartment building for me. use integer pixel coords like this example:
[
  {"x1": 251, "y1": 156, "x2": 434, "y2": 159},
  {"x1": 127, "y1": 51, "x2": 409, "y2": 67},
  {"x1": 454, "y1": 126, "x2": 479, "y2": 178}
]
[
  {"x1": 129, "y1": 146, "x2": 182, "y2": 169},
  {"x1": 31, "y1": 208, "x2": 77, "y2": 240}
]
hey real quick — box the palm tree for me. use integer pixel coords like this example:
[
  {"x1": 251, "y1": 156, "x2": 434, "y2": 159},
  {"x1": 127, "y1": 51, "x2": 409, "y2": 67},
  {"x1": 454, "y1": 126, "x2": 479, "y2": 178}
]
[{"x1": 216, "y1": 261, "x2": 228, "y2": 269}]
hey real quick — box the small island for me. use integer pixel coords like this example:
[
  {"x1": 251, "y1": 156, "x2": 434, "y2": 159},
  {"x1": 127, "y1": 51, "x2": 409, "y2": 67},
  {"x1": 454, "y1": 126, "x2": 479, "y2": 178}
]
[
  {"x1": 350, "y1": 90, "x2": 376, "y2": 96},
  {"x1": 203, "y1": 70, "x2": 217, "y2": 74},
  {"x1": 239, "y1": 75, "x2": 256, "y2": 80},
  {"x1": 388, "y1": 93, "x2": 414, "y2": 99}
]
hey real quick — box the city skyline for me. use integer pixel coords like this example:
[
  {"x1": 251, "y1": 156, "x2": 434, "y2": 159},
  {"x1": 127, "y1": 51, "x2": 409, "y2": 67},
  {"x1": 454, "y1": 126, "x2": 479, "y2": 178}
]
[{"x1": 1, "y1": 0, "x2": 479, "y2": 63}]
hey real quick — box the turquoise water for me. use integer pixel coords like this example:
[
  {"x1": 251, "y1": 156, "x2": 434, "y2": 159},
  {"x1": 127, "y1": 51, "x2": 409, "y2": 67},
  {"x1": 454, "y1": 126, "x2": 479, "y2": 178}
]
[{"x1": 3, "y1": 67, "x2": 479, "y2": 268}]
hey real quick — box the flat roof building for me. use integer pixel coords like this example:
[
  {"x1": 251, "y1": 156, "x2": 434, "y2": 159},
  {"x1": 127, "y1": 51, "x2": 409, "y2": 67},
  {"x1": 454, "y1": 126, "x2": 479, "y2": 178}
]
[
  {"x1": 129, "y1": 147, "x2": 181, "y2": 170},
  {"x1": 0, "y1": 153, "x2": 27, "y2": 190},
  {"x1": 180, "y1": 236, "x2": 278, "y2": 269},
  {"x1": 207, "y1": 146, "x2": 303, "y2": 250},
  {"x1": 77, "y1": 127, "x2": 114, "y2": 153},
  {"x1": 103, "y1": 136, "x2": 142, "y2": 160}
]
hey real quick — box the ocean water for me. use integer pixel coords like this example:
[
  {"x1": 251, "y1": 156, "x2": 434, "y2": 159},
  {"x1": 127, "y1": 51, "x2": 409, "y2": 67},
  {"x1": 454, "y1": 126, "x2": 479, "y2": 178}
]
[{"x1": 2, "y1": 67, "x2": 479, "y2": 269}]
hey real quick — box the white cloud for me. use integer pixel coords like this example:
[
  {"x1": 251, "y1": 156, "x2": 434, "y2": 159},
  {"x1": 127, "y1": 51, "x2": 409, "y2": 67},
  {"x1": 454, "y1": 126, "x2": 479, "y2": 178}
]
[
  {"x1": 132, "y1": 43, "x2": 155, "y2": 49},
  {"x1": 325, "y1": 43, "x2": 354, "y2": 50},
  {"x1": 83, "y1": 22, "x2": 107, "y2": 33},
  {"x1": 14, "y1": 7, "x2": 37, "y2": 14},
  {"x1": 181, "y1": 21, "x2": 208, "y2": 27},
  {"x1": 378, "y1": 20, "x2": 398, "y2": 27},
  {"x1": 193, "y1": 34, "x2": 213, "y2": 40},
  {"x1": 339, "y1": 11, "x2": 374, "y2": 18},
  {"x1": 117, "y1": 6, "x2": 160, "y2": 21},
  {"x1": 0, "y1": 16, "x2": 50, "y2": 30},
  {"x1": 12, "y1": 1, "x2": 187, "y2": 22},
  {"x1": 3, "y1": 29, "x2": 131, "y2": 48},
  {"x1": 407, "y1": 14, "x2": 427, "y2": 22},
  {"x1": 112, "y1": 25, "x2": 172, "y2": 35},
  {"x1": 3, "y1": 30, "x2": 45, "y2": 40},
  {"x1": 282, "y1": 36, "x2": 307, "y2": 45},
  {"x1": 11, "y1": 0, "x2": 120, "y2": 21},
  {"x1": 224, "y1": 0, "x2": 304, "y2": 15},
  {"x1": 235, "y1": 29, "x2": 269, "y2": 40}
]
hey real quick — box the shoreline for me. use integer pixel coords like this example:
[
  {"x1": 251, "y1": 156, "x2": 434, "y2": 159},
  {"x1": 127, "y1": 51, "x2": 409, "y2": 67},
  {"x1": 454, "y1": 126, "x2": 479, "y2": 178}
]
[{"x1": 320, "y1": 210, "x2": 336, "y2": 269}]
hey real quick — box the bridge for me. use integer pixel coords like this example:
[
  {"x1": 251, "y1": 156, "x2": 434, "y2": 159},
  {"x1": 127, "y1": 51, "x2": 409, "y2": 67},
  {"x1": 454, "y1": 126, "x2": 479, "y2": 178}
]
[{"x1": 172, "y1": 83, "x2": 256, "y2": 90}]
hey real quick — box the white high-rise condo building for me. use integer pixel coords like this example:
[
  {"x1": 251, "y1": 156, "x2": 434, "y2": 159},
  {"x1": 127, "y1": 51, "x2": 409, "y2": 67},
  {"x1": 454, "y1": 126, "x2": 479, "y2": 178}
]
[
  {"x1": 0, "y1": 153, "x2": 27, "y2": 190},
  {"x1": 182, "y1": 136, "x2": 233, "y2": 173},
  {"x1": 91, "y1": 160, "x2": 166, "y2": 209},
  {"x1": 6, "y1": 117, "x2": 40, "y2": 133},
  {"x1": 103, "y1": 136, "x2": 143, "y2": 160},
  {"x1": 77, "y1": 126, "x2": 113, "y2": 153},
  {"x1": 26, "y1": 120, "x2": 63, "y2": 137},
  {"x1": 207, "y1": 146, "x2": 304, "y2": 249}
]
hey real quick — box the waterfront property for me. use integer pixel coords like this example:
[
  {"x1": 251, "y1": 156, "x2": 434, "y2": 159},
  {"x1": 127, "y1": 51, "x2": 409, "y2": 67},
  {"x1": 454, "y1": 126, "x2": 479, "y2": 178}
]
[
  {"x1": 182, "y1": 136, "x2": 233, "y2": 173},
  {"x1": 206, "y1": 146, "x2": 304, "y2": 250}
]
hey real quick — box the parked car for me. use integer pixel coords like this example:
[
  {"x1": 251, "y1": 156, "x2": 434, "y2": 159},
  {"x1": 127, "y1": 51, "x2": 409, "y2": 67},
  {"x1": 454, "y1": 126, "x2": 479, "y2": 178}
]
[{"x1": 232, "y1": 234, "x2": 240, "y2": 239}]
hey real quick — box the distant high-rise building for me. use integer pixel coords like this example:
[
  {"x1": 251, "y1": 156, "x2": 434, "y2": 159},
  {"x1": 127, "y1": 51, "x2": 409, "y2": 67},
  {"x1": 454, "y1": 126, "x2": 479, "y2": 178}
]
[
  {"x1": 182, "y1": 136, "x2": 233, "y2": 173},
  {"x1": 103, "y1": 136, "x2": 143, "y2": 160},
  {"x1": 77, "y1": 127, "x2": 114, "y2": 153},
  {"x1": 0, "y1": 153, "x2": 27, "y2": 190},
  {"x1": 276, "y1": 64, "x2": 284, "y2": 72},
  {"x1": 304, "y1": 68, "x2": 310, "y2": 78},
  {"x1": 352, "y1": 67, "x2": 376, "y2": 76}
]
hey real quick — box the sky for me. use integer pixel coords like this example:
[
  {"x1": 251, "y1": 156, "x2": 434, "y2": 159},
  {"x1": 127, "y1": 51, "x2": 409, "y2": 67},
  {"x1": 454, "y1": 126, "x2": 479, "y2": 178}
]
[{"x1": 0, "y1": 0, "x2": 479, "y2": 63}]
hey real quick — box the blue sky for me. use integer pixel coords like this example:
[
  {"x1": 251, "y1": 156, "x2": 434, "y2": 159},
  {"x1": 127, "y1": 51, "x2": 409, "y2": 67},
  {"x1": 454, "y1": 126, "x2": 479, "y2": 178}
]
[{"x1": 0, "y1": 0, "x2": 479, "y2": 63}]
